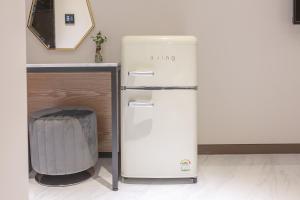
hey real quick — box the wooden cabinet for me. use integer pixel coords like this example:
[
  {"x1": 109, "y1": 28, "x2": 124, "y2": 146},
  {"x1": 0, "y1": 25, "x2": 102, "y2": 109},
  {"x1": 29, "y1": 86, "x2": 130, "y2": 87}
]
[{"x1": 27, "y1": 64, "x2": 119, "y2": 153}]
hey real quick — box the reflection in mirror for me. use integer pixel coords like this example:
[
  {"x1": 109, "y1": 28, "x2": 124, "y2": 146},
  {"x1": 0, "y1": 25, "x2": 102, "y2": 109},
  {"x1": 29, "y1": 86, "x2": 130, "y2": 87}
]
[
  {"x1": 29, "y1": 0, "x2": 55, "y2": 48},
  {"x1": 28, "y1": 0, "x2": 94, "y2": 50}
]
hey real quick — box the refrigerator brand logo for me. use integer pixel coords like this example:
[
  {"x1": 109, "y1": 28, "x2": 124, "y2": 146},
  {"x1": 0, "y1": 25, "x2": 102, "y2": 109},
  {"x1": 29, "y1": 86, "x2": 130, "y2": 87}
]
[{"x1": 150, "y1": 55, "x2": 176, "y2": 62}]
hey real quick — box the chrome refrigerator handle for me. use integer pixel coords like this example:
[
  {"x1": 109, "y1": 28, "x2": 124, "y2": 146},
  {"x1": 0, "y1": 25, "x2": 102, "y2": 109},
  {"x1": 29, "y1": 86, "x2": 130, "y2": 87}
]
[
  {"x1": 128, "y1": 100, "x2": 154, "y2": 108},
  {"x1": 128, "y1": 71, "x2": 155, "y2": 77}
]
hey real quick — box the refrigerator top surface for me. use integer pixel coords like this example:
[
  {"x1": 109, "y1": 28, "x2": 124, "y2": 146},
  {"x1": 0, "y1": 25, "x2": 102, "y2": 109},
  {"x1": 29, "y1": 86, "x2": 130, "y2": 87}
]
[{"x1": 122, "y1": 35, "x2": 197, "y2": 45}]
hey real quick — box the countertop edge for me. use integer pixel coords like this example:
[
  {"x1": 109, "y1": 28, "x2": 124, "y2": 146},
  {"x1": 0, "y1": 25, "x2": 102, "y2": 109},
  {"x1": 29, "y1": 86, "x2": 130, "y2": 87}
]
[{"x1": 26, "y1": 63, "x2": 120, "y2": 68}]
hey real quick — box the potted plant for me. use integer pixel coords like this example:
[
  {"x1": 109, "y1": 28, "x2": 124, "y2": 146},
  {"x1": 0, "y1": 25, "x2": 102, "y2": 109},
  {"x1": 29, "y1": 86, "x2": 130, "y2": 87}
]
[{"x1": 92, "y1": 31, "x2": 107, "y2": 63}]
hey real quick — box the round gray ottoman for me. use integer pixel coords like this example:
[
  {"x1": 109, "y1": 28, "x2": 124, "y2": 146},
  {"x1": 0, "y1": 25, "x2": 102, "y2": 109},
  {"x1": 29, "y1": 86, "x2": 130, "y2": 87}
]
[{"x1": 29, "y1": 107, "x2": 98, "y2": 185}]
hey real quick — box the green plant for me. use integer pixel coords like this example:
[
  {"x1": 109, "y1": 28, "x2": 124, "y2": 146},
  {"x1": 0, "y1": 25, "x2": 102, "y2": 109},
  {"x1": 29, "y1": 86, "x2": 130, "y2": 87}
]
[
  {"x1": 92, "y1": 31, "x2": 108, "y2": 63},
  {"x1": 92, "y1": 31, "x2": 107, "y2": 47}
]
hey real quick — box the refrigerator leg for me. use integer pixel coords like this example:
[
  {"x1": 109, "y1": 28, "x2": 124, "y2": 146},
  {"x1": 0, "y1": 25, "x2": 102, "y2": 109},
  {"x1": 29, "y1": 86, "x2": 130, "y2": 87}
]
[
  {"x1": 192, "y1": 177, "x2": 197, "y2": 184},
  {"x1": 121, "y1": 177, "x2": 126, "y2": 183}
]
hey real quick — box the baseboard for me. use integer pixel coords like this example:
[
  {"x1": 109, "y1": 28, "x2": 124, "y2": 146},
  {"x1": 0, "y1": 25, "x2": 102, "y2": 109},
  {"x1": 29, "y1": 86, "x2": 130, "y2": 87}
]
[
  {"x1": 198, "y1": 144, "x2": 300, "y2": 154},
  {"x1": 98, "y1": 152, "x2": 112, "y2": 158},
  {"x1": 98, "y1": 144, "x2": 300, "y2": 157}
]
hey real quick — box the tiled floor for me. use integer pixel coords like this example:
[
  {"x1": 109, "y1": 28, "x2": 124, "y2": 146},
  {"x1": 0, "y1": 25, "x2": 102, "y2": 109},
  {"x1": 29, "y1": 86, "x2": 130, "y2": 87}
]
[{"x1": 29, "y1": 154, "x2": 300, "y2": 200}]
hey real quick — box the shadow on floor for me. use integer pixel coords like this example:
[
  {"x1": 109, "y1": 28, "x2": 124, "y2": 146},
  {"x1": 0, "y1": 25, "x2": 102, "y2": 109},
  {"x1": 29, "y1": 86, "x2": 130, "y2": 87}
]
[
  {"x1": 92, "y1": 158, "x2": 113, "y2": 190},
  {"x1": 122, "y1": 177, "x2": 196, "y2": 185}
]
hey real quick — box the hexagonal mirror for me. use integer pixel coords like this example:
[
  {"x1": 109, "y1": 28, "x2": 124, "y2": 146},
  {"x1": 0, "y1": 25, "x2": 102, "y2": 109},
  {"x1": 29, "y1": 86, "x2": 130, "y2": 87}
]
[{"x1": 28, "y1": 0, "x2": 94, "y2": 50}]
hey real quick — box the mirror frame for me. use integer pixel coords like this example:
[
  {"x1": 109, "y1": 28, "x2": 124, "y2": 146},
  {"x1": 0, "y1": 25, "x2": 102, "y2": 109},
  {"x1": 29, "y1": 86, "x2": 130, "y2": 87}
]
[{"x1": 27, "y1": 0, "x2": 95, "y2": 50}]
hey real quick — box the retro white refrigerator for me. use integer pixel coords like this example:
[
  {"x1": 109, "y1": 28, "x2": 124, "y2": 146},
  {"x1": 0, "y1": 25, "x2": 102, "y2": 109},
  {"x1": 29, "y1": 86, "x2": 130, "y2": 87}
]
[{"x1": 121, "y1": 36, "x2": 198, "y2": 182}]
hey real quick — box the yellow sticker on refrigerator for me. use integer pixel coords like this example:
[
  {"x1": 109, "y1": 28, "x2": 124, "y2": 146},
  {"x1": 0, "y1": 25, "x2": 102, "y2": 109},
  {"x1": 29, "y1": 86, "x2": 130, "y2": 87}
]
[{"x1": 180, "y1": 159, "x2": 191, "y2": 171}]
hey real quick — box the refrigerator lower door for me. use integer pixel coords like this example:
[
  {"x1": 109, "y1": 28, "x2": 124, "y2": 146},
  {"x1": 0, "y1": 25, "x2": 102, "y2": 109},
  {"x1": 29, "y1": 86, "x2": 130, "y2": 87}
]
[{"x1": 121, "y1": 89, "x2": 197, "y2": 178}]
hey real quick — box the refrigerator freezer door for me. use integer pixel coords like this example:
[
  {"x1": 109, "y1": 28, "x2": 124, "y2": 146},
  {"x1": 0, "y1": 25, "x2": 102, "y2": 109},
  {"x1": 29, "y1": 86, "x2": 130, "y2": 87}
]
[
  {"x1": 121, "y1": 89, "x2": 198, "y2": 178},
  {"x1": 122, "y1": 36, "x2": 197, "y2": 87}
]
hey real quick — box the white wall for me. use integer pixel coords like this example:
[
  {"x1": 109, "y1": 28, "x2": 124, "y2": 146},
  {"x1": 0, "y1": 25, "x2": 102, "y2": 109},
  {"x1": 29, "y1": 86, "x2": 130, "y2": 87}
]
[
  {"x1": 26, "y1": 0, "x2": 300, "y2": 144},
  {"x1": 187, "y1": 0, "x2": 300, "y2": 144},
  {"x1": 0, "y1": 1, "x2": 28, "y2": 200}
]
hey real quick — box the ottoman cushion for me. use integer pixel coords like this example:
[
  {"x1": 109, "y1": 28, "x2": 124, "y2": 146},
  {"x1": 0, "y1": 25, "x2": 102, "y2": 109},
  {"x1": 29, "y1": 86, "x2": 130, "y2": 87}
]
[{"x1": 29, "y1": 107, "x2": 98, "y2": 175}]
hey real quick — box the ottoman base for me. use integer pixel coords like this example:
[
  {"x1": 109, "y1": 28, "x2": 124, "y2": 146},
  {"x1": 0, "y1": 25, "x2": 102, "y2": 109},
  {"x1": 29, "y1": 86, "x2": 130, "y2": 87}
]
[{"x1": 35, "y1": 168, "x2": 94, "y2": 187}]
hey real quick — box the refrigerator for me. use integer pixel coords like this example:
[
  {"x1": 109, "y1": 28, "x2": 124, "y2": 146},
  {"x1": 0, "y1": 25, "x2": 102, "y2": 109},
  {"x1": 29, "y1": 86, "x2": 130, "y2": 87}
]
[{"x1": 121, "y1": 36, "x2": 198, "y2": 182}]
